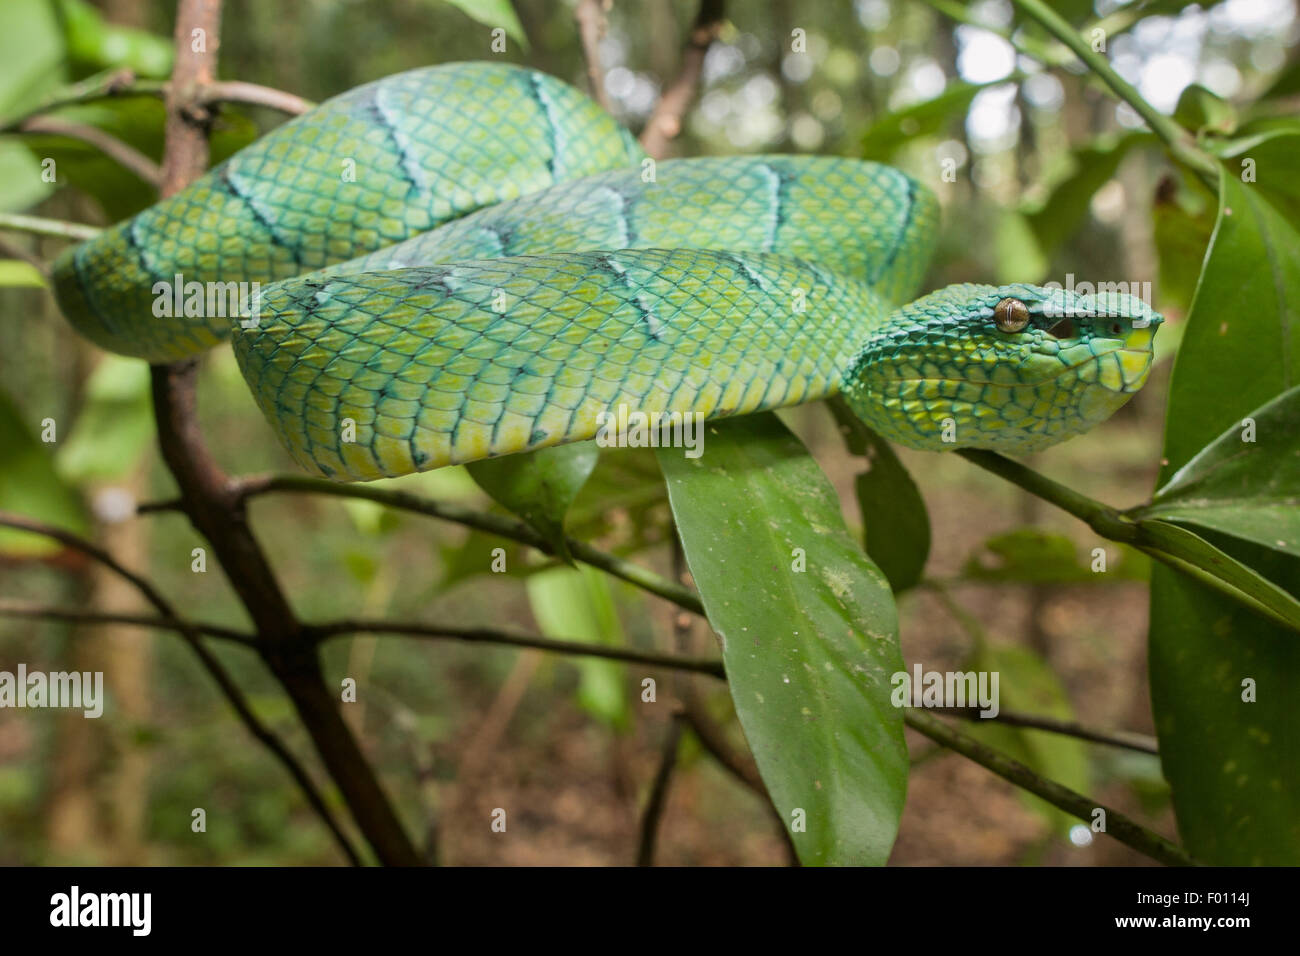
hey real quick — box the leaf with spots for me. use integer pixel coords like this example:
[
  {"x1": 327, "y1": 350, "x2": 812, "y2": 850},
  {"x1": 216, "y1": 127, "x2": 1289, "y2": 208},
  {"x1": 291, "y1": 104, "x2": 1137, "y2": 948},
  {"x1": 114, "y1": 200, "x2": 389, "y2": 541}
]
[
  {"x1": 658, "y1": 413, "x2": 906, "y2": 866},
  {"x1": 1149, "y1": 144, "x2": 1300, "y2": 863},
  {"x1": 1137, "y1": 384, "x2": 1300, "y2": 560}
]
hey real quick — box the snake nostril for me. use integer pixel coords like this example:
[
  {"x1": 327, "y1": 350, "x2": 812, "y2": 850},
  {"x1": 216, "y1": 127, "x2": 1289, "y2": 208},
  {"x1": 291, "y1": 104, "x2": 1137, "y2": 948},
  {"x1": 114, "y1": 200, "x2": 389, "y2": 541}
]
[{"x1": 1045, "y1": 318, "x2": 1078, "y2": 340}]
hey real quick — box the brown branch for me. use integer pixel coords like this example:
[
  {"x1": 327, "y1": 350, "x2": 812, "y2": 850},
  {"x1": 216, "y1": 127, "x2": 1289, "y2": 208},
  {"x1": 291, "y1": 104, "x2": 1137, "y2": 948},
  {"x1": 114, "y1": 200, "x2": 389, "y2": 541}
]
[
  {"x1": 0, "y1": 212, "x2": 101, "y2": 242},
  {"x1": 306, "y1": 618, "x2": 725, "y2": 678},
  {"x1": 904, "y1": 710, "x2": 1197, "y2": 866},
  {"x1": 636, "y1": 712, "x2": 685, "y2": 865},
  {"x1": 639, "y1": 0, "x2": 726, "y2": 158},
  {"x1": 211, "y1": 473, "x2": 705, "y2": 615},
  {"x1": 575, "y1": 0, "x2": 613, "y2": 112},
  {"x1": 196, "y1": 80, "x2": 314, "y2": 115},
  {"x1": 930, "y1": 706, "x2": 1160, "y2": 756},
  {"x1": 0, "y1": 599, "x2": 255, "y2": 646},
  {"x1": 0, "y1": 511, "x2": 361, "y2": 866},
  {"x1": 151, "y1": 0, "x2": 421, "y2": 867},
  {"x1": 19, "y1": 116, "x2": 163, "y2": 188}
]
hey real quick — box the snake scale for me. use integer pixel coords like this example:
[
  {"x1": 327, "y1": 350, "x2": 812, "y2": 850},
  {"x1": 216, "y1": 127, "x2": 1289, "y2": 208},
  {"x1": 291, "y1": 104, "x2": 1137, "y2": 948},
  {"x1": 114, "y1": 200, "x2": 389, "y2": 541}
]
[{"x1": 51, "y1": 62, "x2": 1161, "y2": 482}]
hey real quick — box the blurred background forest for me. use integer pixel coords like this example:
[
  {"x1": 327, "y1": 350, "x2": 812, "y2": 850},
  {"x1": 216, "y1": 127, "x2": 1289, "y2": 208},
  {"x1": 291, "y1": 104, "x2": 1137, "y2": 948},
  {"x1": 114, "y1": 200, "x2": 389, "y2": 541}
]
[{"x1": 0, "y1": 0, "x2": 1296, "y2": 865}]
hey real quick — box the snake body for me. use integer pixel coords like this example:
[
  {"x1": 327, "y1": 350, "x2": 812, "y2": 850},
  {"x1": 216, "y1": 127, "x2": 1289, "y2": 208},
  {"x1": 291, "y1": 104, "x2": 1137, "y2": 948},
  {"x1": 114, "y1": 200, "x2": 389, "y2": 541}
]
[{"x1": 51, "y1": 62, "x2": 1161, "y2": 481}]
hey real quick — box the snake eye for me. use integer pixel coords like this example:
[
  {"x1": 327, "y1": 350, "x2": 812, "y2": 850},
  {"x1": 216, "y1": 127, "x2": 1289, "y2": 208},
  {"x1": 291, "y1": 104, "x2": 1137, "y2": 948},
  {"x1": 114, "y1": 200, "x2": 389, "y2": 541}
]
[{"x1": 994, "y1": 298, "x2": 1030, "y2": 333}]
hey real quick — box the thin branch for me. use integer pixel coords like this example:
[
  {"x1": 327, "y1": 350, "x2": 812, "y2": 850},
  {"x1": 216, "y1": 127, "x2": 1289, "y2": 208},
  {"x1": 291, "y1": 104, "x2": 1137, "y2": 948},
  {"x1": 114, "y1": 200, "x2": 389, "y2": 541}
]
[
  {"x1": 639, "y1": 0, "x2": 726, "y2": 158},
  {"x1": 574, "y1": 0, "x2": 613, "y2": 112},
  {"x1": 919, "y1": 0, "x2": 1071, "y2": 67},
  {"x1": 0, "y1": 68, "x2": 163, "y2": 131},
  {"x1": 0, "y1": 599, "x2": 256, "y2": 647},
  {"x1": 636, "y1": 712, "x2": 685, "y2": 865},
  {"x1": 19, "y1": 115, "x2": 163, "y2": 188},
  {"x1": 1008, "y1": 0, "x2": 1217, "y2": 178},
  {"x1": 929, "y1": 706, "x2": 1159, "y2": 755},
  {"x1": 0, "y1": 511, "x2": 362, "y2": 866},
  {"x1": 0, "y1": 235, "x2": 49, "y2": 276},
  {"x1": 904, "y1": 709, "x2": 1196, "y2": 865},
  {"x1": 196, "y1": 80, "x2": 314, "y2": 115},
  {"x1": 957, "y1": 449, "x2": 1300, "y2": 634},
  {"x1": 0, "y1": 212, "x2": 101, "y2": 242},
  {"x1": 220, "y1": 473, "x2": 705, "y2": 616},
  {"x1": 307, "y1": 618, "x2": 726, "y2": 678}
]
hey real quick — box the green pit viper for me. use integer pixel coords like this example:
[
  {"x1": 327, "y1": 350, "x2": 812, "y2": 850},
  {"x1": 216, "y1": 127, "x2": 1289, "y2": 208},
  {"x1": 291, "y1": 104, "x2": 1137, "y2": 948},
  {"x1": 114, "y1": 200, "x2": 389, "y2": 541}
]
[{"x1": 51, "y1": 61, "x2": 1161, "y2": 482}]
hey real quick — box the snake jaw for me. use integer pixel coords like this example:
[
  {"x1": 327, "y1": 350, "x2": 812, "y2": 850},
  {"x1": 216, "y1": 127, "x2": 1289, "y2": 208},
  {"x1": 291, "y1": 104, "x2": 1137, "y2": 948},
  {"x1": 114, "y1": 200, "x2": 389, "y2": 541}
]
[{"x1": 842, "y1": 283, "x2": 1163, "y2": 454}]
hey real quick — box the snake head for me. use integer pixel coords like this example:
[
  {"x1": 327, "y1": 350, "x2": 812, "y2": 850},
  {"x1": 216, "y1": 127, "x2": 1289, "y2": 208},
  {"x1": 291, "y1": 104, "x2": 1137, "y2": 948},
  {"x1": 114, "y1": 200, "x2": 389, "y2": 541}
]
[{"x1": 841, "y1": 282, "x2": 1163, "y2": 454}]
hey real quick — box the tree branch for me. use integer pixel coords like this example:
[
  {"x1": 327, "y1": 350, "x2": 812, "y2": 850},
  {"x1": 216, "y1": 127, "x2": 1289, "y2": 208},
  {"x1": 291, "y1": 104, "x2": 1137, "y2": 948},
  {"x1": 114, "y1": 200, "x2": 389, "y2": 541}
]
[
  {"x1": 151, "y1": 0, "x2": 421, "y2": 867},
  {"x1": 196, "y1": 80, "x2": 314, "y2": 115},
  {"x1": 0, "y1": 511, "x2": 361, "y2": 866},
  {"x1": 574, "y1": 0, "x2": 613, "y2": 112},
  {"x1": 0, "y1": 599, "x2": 255, "y2": 646},
  {"x1": 217, "y1": 473, "x2": 705, "y2": 616},
  {"x1": 904, "y1": 709, "x2": 1196, "y2": 865},
  {"x1": 306, "y1": 618, "x2": 725, "y2": 678},
  {"x1": 19, "y1": 115, "x2": 163, "y2": 188},
  {"x1": 639, "y1": 0, "x2": 726, "y2": 158},
  {"x1": 0, "y1": 212, "x2": 101, "y2": 241},
  {"x1": 929, "y1": 705, "x2": 1159, "y2": 755},
  {"x1": 636, "y1": 712, "x2": 685, "y2": 865}
]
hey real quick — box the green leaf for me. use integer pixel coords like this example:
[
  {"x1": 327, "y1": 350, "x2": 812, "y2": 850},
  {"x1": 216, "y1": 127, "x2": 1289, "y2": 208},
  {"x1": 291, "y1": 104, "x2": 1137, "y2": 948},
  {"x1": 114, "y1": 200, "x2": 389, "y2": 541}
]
[
  {"x1": 527, "y1": 564, "x2": 630, "y2": 730},
  {"x1": 1152, "y1": 168, "x2": 1216, "y2": 313},
  {"x1": 658, "y1": 413, "x2": 906, "y2": 866},
  {"x1": 54, "y1": 355, "x2": 152, "y2": 483},
  {"x1": 828, "y1": 397, "x2": 930, "y2": 592},
  {"x1": 1150, "y1": 142, "x2": 1300, "y2": 863},
  {"x1": 961, "y1": 527, "x2": 1145, "y2": 584},
  {"x1": 1150, "y1": 544, "x2": 1300, "y2": 864},
  {"x1": 467, "y1": 443, "x2": 599, "y2": 562},
  {"x1": 1138, "y1": 385, "x2": 1300, "y2": 559},
  {"x1": 0, "y1": 0, "x2": 65, "y2": 120},
  {"x1": 1023, "y1": 131, "x2": 1154, "y2": 256},
  {"x1": 1172, "y1": 83, "x2": 1237, "y2": 138},
  {"x1": 56, "y1": 0, "x2": 173, "y2": 78},
  {"x1": 861, "y1": 81, "x2": 989, "y2": 162},
  {"x1": 433, "y1": 0, "x2": 529, "y2": 50},
  {"x1": 0, "y1": 259, "x2": 46, "y2": 287},
  {"x1": 1158, "y1": 133, "x2": 1300, "y2": 482},
  {"x1": 0, "y1": 387, "x2": 87, "y2": 555}
]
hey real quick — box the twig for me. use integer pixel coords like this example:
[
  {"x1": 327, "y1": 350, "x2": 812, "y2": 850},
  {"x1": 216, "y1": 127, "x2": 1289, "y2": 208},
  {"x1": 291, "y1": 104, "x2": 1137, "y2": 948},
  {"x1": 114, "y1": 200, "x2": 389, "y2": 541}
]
[
  {"x1": 904, "y1": 709, "x2": 1196, "y2": 865},
  {"x1": 956, "y1": 449, "x2": 1300, "y2": 633},
  {"x1": 19, "y1": 115, "x2": 163, "y2": 188},
  {"x1": 212, "y1": 473, "x2": 705, "y2": 616},
  {"x1": 639, "y1": 0, "x2": 726, "y2": 158},
  {"x1": 1008, "y1": 0, "x2": 1216, "y2": 178},
  {"x1": 636, "y1": 712, "x2": 685, "y2": 865},
  {"x1": 0, "y1": 511, "x2": 362, "y2": 866},
  {"x1": 196, "y1": 80, "x2": 314, "y2": 115},
  {"x1": 0, "y1": 600, "x2": 255, "y2": 646},
  {"x1": 307, "y1": 618, "x2": 725, "y2": 678},
  {"x1": 929, "y1": 706, "x2": 1159, "y2": 755},
  {"x1": 0, "y1": 212, "x2": 101, "y2": 242},
  {"x1": 574, "y1": 0, "x2": 613, "y2": 112},
  {"x1": 0, "y1": 68, "x2": 162, "y2": 132},
  {"x1": 150, "y1": 0, "x2": 421, "y2": 867}
]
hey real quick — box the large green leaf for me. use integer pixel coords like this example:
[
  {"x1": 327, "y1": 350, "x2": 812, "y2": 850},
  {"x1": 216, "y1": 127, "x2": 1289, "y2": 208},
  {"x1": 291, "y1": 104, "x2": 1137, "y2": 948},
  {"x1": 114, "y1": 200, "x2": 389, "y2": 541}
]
[
  {"x1": 1150, "y1": 543, "x2": 1300, "y2": 864},
  {"x1": 0, "y1": 388, "x2": 87, "y2": 555},
  {"x1": 0, "y1": 0, "x2": 65, "y2": 119},
  {"x1": 1159, "y1": 134, "x2": 1300, "y2": 478},
  {"x1": 1150, "y1": 142, "x2": 1300, "y2": 863},
  {"x1": 658, "y1": 413, "x2": 906, "y2": 866},
  {"x1": 960, "y1": 527, "x2": 1146, "y2": 584},
  {"x1": 828, "y1": 397, "x2": 930, "y2": 592},
  {"x1": 467, "y1": 443, "x2": 599, "y2": 562},
  {"x1": 1138, "y1": 385, "x2": 1300, "y2": 559}
]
